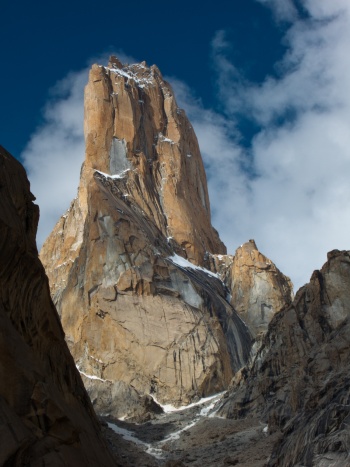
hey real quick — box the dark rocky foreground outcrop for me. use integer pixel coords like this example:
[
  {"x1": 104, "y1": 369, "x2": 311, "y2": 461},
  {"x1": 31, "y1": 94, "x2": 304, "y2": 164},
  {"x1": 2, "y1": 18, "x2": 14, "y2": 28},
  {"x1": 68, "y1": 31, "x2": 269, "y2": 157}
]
[
  {"x1": 219, "y1": 249, "x2": 350, "y2": 466},
  {"x1": 0, "y1": 145, "x2": 117, "y2": 465}
]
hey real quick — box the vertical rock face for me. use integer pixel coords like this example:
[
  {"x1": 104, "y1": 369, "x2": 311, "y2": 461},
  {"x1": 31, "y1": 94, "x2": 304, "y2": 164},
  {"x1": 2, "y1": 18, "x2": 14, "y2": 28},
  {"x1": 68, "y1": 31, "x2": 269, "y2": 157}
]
[
  {"x1": 83, "y1": 56, "x2": 226, "y2": 265},
  {"x1": 210, "y1": 240, "x2": 293, "y2": 337},
  {"x1": 219, "y1": 250, "x2": 350, "y2": 467},
  {"x1": 0, "y1": 146, "x2": 116, "y2": 466},
  {"x1": 40, "y1": 58, "x2": 252, "y2": 416}
]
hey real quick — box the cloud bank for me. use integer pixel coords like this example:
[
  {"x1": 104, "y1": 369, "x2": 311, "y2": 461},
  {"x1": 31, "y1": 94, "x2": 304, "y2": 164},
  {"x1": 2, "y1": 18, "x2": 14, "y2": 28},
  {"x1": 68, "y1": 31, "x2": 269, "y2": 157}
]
[
  {"x1": 210, "y1": 0, "x2": 350, "y2": 287},
  {"x1": 22, "y1": 68, "x2": 87, "y2": 246},
  {"x1": 173, "y1": 0, "x2": 350, "y2": 290},
  {"x1": 22, "y1": 2, "x2": 350, "y2": 291}
]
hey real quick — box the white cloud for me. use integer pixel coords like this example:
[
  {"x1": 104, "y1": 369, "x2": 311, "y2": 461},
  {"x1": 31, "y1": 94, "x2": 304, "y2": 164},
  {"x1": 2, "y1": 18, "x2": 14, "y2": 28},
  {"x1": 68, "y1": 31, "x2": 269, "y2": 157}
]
[
  {"x1": 22, "y1": 68, "x2": 87, "y2": 248},
  {"x1": 202, "y1": 0, "x2": 350, "y2": 290},
  {"x1": 257, "y1": 0, "x2": 299, "y2": 22}
]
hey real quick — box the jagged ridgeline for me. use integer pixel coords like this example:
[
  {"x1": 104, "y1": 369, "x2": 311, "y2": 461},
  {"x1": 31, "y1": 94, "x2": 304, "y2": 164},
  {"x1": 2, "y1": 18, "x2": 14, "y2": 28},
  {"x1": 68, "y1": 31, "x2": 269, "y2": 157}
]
[{"x1": 40, "y1": 57, "x2": 292, "y2": 419}]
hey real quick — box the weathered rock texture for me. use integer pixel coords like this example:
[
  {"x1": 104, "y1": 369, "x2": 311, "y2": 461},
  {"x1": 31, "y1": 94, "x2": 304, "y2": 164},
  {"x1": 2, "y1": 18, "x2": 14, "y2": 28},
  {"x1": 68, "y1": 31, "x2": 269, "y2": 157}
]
[
  {"x1": 209, "y1": 240, "x2": 293, "y2": 337},
  {"x1": 219, "y1": 249, "x2": 350, "y2": 466},
  {"x1": 40, "y1": 58, "x2": 254, "y2": 415},
  {"x1": 0, "y1": 145, "x2": 116, "y2": 466}
]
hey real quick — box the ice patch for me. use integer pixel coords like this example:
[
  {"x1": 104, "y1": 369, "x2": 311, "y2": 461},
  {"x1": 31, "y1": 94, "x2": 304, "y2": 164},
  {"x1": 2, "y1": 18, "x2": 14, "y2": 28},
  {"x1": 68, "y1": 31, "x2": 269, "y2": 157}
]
[
  {"x1": 89, "y1": 355, "x2": 104, "y2": 364},
  {"x1": 107, "y1": 392, "x2": 225, "y2": 459},
  {"x1": 109, "y1": 138, "x2": 130, "y2": 175},
  {"x1": 167, "y1": 254, "x2": 220, "y2": 279},
  {"x1": 199, "y1": 399, "x2": 220, "y2": 417},
  {"x1": 151, "y1": 392, "x2": 224, "y2": 413},
  {"x1": 106, "y1": 66, "x2": 155, "y2": 88},
  {"x1": 107, "y1": 423, "x2": 163, "y2": 459},
  {"x1": 169, "y1": 268, "x2": 203, "y2": 308},
  {"x1": 95, "y1": 169, "x2": 130, "y2": 180},
  {"x1": 76, "y1": 365, "x2": 108, "y2": 382},
  {"x1": 158, "y1": 132, "x2": 175, "y2": 144},
  {"x1": 155, "y1": 392, "x2": 225, "y2": 443},
  {"x1": 161, "y1": 419, "x2": 198, "y2": 442},
  {"x1": 108, "y1": 423, "x2": 148, "y2": 447}
]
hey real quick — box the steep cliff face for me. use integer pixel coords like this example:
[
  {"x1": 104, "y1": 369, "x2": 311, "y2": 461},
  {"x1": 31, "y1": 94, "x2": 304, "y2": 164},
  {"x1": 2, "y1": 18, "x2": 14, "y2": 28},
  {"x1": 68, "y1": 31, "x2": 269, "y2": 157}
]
[
  {"x1": 209, "y1": 240, "x2": 293, "y2": 337},
  {"x1": 40, "y1": 58, "x2": 253, "y2": 415},
  {"x1": 0, "y1": 146, "x2": 116, "y2": 466},
  {"x1": 79, "y1": 56, "x2": 224, "y2": 265},
  {"x1": 41, "y1": 57, "x2": 226, "y2": 307},
  {"x1": 219, "y1": 249, "x2": 350, "y2": 466}
]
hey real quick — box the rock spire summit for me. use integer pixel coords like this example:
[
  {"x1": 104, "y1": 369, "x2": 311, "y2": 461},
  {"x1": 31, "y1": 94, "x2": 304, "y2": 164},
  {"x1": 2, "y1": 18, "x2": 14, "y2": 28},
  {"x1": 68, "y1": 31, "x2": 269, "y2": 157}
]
[{"x1": 82, "y1": 55, "x2": 226, "y2": 264}]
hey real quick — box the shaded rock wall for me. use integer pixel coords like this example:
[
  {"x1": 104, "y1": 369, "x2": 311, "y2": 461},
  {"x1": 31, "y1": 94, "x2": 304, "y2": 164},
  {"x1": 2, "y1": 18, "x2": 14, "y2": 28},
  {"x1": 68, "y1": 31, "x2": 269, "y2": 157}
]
[
  {"x1": 0, "y1": 146, "x2": 116, "y2": 466},
  {"x1": 219, "y1": 249, "x2": 350, "y2": 466}
]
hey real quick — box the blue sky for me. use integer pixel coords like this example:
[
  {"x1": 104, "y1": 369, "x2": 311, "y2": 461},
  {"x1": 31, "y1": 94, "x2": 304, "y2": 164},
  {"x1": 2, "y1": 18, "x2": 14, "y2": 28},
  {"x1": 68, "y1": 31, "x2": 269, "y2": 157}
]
[
  {"x1": 2, "y1": 0, "x2": 350, "y2": 291},
  {"x1": 1, "y1": 0, "x2": 284, "y2": 158}
]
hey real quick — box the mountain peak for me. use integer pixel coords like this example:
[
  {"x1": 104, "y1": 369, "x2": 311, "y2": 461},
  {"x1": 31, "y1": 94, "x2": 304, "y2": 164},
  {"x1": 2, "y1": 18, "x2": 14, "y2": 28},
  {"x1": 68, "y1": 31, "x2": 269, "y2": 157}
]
[
  {"x1": 40, "y1": 59, "x2": 291, "y2": 419},
  {"x1": 83, "y1": 58, "x2": 226, "y2": 264}
]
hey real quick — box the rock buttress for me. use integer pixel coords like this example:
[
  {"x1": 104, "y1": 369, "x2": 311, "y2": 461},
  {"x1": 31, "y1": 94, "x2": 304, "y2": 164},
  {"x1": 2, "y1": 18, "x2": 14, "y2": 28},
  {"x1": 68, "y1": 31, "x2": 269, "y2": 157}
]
[{"x1": 209, "y1": 239, "x2": 293, "y2": 338}]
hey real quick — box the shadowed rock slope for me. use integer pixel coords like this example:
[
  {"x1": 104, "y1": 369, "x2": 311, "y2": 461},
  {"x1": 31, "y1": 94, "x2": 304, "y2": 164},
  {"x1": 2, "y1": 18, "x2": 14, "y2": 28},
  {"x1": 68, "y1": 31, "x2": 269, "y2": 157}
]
[
  {"x1": 0, "y1": 146, "x2": 117, "y2": 466},
  {"x1": 40, "y1": 57, "x2": 292, "y2": 418},
  {"x1": 219, "y1": 249, "x2": 350, "y2": 466}
]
